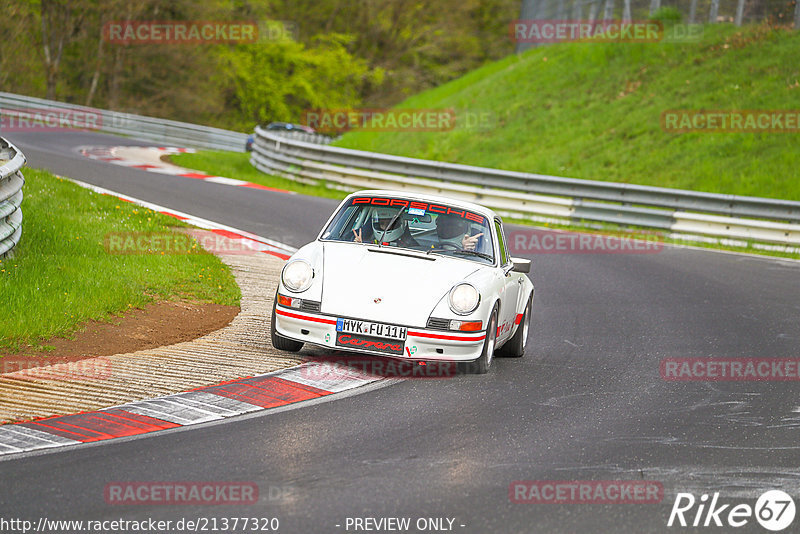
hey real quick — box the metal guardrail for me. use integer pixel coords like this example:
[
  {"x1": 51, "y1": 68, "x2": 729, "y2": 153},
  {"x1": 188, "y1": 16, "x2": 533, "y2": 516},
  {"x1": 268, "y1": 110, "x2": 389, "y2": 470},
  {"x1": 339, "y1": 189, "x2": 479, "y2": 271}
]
[
  {"x1": 259, "y1": 129, "x2": 337, "y2": 145},
  {"x1": 0, "y1": 138, "x2": 25, "y2": 257},
  {"x1": 251, "y1": 127, "x2": 800, "y2": 246},
  {"x1": 0, "y1": 92, "x2": 247, "y2": 152}
]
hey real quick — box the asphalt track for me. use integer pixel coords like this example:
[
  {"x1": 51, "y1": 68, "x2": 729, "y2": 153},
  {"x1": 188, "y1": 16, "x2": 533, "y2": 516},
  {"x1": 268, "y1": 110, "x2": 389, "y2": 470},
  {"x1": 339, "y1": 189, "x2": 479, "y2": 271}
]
[{"x1": 2, "y1": 131, "x2": 800, "y2": 533}]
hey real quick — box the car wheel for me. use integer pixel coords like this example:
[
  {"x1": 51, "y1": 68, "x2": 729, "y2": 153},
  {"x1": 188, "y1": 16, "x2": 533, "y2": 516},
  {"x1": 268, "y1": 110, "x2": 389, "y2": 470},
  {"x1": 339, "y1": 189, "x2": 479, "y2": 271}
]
[
  {"x1": 464, "y1": 305, "x2": 498, "y2": 374},
  {"x1": 499, "y1": 293, "x2": 532, "y2": 358},
  {"x1": 271, "y1": 293, "x2": 304, "y2": 352}
]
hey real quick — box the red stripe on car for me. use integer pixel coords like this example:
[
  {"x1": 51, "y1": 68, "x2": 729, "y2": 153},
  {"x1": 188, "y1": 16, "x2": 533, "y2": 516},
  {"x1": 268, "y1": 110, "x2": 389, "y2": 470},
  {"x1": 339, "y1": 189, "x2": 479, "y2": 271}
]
[
  {"x1": 275, "y1": 309, "x2": 337, "y2": 325},
  {"x1": 407, "y1": 331, "x2": 485, "y2": 342}
]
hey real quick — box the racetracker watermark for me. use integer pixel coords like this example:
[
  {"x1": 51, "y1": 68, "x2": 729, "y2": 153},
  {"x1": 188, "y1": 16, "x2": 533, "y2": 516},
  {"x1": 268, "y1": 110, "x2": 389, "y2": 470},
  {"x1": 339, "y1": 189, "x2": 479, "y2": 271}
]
[
  {"x1": 507, "y1": 228, "x2": 664, "y2": 254},
  {"x1": 510, "y1": 20, "x2": 702, "y2": 43},
  {"x1": 301, "y1": 108, "x2": 498, "y2": 134},
  {"x1": 258, "y1": 20, "x2": 298, "y2": 41},
  {"x1": 0, "y1": 108, "x2": 101, "y2": 132},
  {"x1": 303, "y1": 356, "x2": 464, "y2": 380},
  {"x1": 512, "y1": 19, "x2": 660, "y2": 43},
  {"x1": 104, "y1": 482, "x2": 258, "y2": 505},
  {"x1": 662, "y1": 110, "x2": 800, "y2": 133},
  {"x1": 1, "y1": 357, "x2": 112, "y2": 381},
  {"x1": 102, "y1": 21, "x2": 258, "y2": 45},
  {"x1": 301, "y1": 109, "x2": 457, "y2": 134},
  {"x1": 104, "y1": 230, "x2": 268, "y2": 255},
  {"x1": 661, "y1": 358, "x2": 800, "y2": 381},
  {"x1": 509, "y1": 480, "x2": 664, "y2": 504}
]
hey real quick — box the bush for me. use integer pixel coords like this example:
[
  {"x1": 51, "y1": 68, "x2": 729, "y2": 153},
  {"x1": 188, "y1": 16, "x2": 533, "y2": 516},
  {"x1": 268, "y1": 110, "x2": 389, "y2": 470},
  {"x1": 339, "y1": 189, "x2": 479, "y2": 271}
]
[{"x1": 650, "y1": 6, "x2": 684, "y2": 25}]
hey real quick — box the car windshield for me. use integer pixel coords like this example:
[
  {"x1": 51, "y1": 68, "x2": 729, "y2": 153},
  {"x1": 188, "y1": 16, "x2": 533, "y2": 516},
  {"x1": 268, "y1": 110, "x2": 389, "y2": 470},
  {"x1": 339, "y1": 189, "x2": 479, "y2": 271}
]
[{"x1": 320, "y1": 195, "x2": 495, "y2": 264}]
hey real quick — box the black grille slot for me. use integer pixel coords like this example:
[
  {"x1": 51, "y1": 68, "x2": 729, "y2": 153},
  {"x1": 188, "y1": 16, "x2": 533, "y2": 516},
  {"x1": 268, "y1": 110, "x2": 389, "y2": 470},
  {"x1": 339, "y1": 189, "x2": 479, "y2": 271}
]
[
  {"x1": 300, "y1": 300, "x2": 321, "y2": 312},
  {"x1": 426, "y1": 317, "x2": 451, "y2": 330}
]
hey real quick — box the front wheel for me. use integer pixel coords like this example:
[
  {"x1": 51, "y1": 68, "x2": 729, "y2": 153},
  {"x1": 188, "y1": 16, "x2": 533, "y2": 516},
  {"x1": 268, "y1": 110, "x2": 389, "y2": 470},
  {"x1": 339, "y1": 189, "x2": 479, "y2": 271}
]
[
  {"x1": 271, "y1": 294, "x2": 304, "y2": 352},
  {"x1": 463, "y1": 305, "x2": 498, "y2": 374},
  {"x1": 498, "y1": 294, "x2": 532, "y2": 358}
]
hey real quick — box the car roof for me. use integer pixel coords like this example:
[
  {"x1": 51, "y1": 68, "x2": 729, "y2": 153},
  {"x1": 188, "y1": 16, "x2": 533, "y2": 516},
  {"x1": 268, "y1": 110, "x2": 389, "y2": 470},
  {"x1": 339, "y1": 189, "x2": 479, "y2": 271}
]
[{"x1": 345, "y1": 190, "x2": 500, "y2": 222}]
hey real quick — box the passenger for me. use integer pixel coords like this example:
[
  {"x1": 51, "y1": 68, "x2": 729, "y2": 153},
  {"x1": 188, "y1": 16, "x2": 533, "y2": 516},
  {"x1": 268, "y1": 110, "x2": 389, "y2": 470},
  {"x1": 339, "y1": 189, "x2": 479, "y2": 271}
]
[
  {"x1": 435, "y1": 214, "x2": 483, "y2": 251},
  {"x1": 352, "y1": 207, "x2": 420, "y2": 249}
]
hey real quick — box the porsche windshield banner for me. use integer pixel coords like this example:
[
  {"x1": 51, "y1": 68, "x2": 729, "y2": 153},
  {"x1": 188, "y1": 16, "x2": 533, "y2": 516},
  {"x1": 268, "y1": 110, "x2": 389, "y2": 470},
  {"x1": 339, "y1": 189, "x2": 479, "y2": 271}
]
[{"x1": 350, "y1": 196, "x2": 486, "y2": 225}]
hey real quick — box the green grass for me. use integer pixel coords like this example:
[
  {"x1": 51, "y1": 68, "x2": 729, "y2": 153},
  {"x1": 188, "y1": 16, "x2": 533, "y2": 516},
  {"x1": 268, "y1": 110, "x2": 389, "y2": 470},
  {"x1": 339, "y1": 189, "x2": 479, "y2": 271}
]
[
  {"x1": 0, "y1": 169, "x2": 240, "y2": 352},
  {"x1": 169, "y1": 150, "x2": 348, "y2": 201},
  {"x1": 334, "y1": 24, "x2": 800, "y2": 201}
]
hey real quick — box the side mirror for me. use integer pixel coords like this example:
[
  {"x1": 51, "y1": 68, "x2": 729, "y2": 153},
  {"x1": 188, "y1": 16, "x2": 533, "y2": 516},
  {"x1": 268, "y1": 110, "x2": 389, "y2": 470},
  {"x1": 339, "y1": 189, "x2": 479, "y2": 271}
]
[{"x1": 510, "y1": 257, "x2": 531, "y2": 274}]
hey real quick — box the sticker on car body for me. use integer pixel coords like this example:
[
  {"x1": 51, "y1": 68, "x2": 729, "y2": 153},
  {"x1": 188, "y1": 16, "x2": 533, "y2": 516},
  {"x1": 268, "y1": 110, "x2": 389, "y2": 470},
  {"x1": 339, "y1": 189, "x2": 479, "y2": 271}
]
[{"x1": 335, "y1": 333, "x2": 405, "y2": 355}]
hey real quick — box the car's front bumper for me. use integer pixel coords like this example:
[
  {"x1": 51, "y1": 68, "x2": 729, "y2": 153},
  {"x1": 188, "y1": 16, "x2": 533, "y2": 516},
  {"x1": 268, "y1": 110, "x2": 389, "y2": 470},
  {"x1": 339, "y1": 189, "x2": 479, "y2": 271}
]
[{"x1": 274, "y1": 305, "x2": 486, "y2": 362}]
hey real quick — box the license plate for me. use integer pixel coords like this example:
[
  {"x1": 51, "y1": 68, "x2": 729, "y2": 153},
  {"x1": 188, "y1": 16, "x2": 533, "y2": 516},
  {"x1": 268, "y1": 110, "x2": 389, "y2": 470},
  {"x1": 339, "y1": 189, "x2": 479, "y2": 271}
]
[{"x1": 336, "y1": 318, "x2": 407, "y2": 341}]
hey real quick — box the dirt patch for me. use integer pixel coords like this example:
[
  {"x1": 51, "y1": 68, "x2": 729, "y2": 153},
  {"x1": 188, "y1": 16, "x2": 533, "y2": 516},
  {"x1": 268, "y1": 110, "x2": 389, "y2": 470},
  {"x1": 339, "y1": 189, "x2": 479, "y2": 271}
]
[{"x1": 0, "y1": 300, "x2": 239, "y2": 371}]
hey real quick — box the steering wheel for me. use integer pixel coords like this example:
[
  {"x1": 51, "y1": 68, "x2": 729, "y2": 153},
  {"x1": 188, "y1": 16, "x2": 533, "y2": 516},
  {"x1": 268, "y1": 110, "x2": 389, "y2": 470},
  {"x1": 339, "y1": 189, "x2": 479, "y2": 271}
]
[{"x1": 439, "y1": 243, "x2": 460, "y2": 251}]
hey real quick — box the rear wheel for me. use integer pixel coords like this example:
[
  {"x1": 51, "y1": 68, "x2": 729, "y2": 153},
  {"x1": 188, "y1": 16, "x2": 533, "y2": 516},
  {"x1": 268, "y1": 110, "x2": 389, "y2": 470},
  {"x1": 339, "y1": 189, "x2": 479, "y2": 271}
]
[
  {"x1": 498, "y1": 294, "x2": 532, "y2": 358},
  {"x1": 271, "y1": 293, "x2": 304, "y2": 352},
  {"x1": 464, "y1": 306, "x2": 498, "y2": 374}
]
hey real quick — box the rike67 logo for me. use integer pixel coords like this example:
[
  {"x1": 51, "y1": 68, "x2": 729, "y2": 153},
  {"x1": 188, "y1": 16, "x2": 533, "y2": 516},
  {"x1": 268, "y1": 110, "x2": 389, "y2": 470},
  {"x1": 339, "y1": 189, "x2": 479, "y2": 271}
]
[{"x1": 668, "y1": 490, "x2": 795, "y2": 531}]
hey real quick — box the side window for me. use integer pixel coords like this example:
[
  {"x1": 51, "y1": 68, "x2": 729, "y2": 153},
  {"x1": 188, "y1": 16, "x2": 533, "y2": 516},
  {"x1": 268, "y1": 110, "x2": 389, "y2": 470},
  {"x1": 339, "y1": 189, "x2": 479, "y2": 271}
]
[
  {"x1": 322, "y1": 205, "x2": 358, "y2": 240},
  {"x1": 494, "y1": 220, "x2": 509, "y2": 265}
]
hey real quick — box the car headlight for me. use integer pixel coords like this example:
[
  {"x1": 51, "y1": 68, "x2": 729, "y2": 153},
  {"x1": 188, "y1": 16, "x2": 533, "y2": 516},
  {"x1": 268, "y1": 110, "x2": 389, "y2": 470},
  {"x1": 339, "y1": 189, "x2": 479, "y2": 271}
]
[
  {"x1": 449, "y1": 283, "x2": 480, "y2": 315},
  {"x1": 282, "y1": 260, "x2": 314, "y2": 293}
]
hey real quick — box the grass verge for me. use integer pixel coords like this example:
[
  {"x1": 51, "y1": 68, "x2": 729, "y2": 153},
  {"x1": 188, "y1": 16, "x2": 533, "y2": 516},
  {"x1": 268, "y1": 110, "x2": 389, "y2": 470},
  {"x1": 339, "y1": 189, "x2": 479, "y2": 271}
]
[
  {"x1": 169, "y1": 150, "x2": 348, "y2": 201},
  {"x1": 334, "y1": 24, "x2": 800, "y2": 201},
  {"x1": 0, "y1": 168, "x2": 240, "y2": 352}
]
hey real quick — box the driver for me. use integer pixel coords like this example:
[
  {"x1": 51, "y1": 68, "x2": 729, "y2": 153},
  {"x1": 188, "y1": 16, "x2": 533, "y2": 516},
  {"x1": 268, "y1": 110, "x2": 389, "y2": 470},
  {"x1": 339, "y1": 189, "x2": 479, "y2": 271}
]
[
  {"x1": 435, "y1": 214, "x2": 483, "y2": 251},
  {"x1": 352, "y1": 207, "x2": 419, "y2": 248}
]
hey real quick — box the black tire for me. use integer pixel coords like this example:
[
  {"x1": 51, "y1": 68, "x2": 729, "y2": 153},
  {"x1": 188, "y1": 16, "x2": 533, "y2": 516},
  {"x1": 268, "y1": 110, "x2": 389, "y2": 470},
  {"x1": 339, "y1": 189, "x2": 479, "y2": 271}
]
[
  {"x1": 498, "y1": 293, "x2": 532, "y2": 358},
  {"x1": 271, "y1": 294, "x2": 304, "y2": 352},
  {"x1": 462, "y1": 305, "x2": 498, "y2": 375}
]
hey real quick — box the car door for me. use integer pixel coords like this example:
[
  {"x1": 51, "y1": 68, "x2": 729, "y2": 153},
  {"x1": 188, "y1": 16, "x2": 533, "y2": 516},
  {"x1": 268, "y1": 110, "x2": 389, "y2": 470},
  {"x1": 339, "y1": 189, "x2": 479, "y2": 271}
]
[{"x1": 494, "y1": 218, "x2": 519, "y2": 342}]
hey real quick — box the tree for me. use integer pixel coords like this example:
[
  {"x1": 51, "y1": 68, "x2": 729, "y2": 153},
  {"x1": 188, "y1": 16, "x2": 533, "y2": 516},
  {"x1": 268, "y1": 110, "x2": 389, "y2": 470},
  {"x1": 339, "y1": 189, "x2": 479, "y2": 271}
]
[
  {"x1": 39, "y1": 0, "x2": 87, "y2": 99},
  {"x1": 270, "y1": 0, "x2": 518, "y2": 105},
  {"x1": 795, "y1": 0, "x2": 800, "y2": 28},
  {"x1": 515, "y1": 0, "x2": 538, "y2": 54},
  {"x1": 709, "y1": 0, "x2": 720, "y2": 22},
  {"x1": 735, "y1": 0, "x2": 746, "y2": 26},
  {"x1": 0, "y1": 3, "x2": 40, "y2": 93},
  {"x1": 650, "y1": 0, "x2": 661, "y2": 16},
  {"x1": 603, "y1": 0, "x2": 615, "y2": 23},
  {"x1": 572, "y1": 0, "x2": 583, "y2": 19},
  {"x1": 216, "y1": 32, "x2": 382, "y2": 131}
]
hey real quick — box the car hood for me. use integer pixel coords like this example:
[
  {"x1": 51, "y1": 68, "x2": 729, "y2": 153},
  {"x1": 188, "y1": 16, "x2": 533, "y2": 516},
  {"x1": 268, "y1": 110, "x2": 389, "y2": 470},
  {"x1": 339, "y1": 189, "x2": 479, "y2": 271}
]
[{"x1": 320, "y1": 242, "x2": 481, "y2": 327}]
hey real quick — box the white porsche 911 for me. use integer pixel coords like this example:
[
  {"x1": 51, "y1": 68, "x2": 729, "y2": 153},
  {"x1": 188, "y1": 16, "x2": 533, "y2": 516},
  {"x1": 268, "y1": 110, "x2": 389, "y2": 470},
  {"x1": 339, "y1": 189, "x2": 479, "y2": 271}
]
[{"x1": 271, "y1": 190, "x2": 535, "y2": 373}]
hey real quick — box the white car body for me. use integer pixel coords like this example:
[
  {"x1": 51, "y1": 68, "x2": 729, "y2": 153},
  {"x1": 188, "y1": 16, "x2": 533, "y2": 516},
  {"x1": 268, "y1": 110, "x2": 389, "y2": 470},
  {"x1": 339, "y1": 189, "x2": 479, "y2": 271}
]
[{"x1": 271, "y1": 190, "x2": 535, "y2": 372}]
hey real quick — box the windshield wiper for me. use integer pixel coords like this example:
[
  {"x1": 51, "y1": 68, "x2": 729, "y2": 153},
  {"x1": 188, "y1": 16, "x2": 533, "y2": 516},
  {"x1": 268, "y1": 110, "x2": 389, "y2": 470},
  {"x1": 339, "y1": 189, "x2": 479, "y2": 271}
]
[
  {"x1": 377, "y1": 208, "x2": 404, "y2": 247},
  {"x1": 452, "y1": 249, "x2": 494, "y2": 261},
  {"x1": 426, "y1": 248, "x2": 493, "y2": 262},
  {"x1": 369, "y1": 247, "x2": 436, "y2": 260}
]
